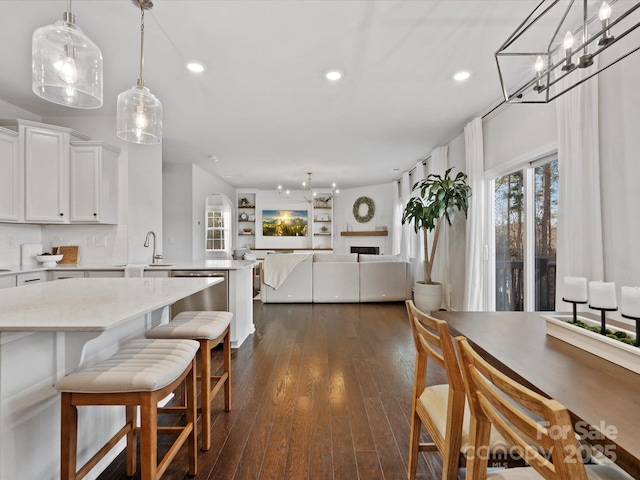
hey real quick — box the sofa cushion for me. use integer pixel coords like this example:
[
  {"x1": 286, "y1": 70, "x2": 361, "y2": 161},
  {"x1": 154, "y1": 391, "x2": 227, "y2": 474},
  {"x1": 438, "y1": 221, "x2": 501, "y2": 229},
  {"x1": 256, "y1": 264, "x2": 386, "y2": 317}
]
[
  {"x1": 359, "y1": 254, "x2": 401, "y2": 262},
  {"x1": 313, "y1": 253, "x2": 358, "y2": 262}
]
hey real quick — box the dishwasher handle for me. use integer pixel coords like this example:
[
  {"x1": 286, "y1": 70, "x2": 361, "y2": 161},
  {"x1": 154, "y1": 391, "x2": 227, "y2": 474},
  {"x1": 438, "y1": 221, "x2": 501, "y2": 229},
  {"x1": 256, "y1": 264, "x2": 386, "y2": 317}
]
[{"x1": 171, "y1": 271, "x2": 226, "y2": 278}]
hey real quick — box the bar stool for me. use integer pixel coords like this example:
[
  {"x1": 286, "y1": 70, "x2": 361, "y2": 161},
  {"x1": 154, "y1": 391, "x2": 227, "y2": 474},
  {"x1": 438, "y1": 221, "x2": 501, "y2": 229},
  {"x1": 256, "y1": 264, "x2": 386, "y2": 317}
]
[
  {"x1": 146, "y1": 310, "x2": 232, "y2": 450},
  {"x1": 56, "y1": 338, "x2": 199, "y2": 480}
]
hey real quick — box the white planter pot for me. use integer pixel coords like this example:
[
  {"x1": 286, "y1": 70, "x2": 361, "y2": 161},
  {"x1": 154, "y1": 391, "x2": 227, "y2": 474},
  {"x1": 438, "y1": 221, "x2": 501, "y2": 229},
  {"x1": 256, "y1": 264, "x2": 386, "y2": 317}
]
[{"x1": 413, "y1": 282, "x2": 443, "y2": 314}]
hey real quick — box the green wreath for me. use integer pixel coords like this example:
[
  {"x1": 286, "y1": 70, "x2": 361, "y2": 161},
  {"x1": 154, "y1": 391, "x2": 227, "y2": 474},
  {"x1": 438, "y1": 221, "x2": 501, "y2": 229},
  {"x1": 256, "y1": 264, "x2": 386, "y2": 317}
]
[{"x1": 353, "y1": 196, "x2": 375, "y2": 223}]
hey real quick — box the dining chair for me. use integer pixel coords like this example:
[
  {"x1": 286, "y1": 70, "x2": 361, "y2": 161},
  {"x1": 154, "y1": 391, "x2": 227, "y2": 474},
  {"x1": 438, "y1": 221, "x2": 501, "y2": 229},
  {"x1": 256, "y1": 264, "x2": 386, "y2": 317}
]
[
  {"x1": 455, "y1": 336, "x2": 632, "y2": 480},
  {"x1": 406, "y1": 300, "x2": 517, "y2": 480}
]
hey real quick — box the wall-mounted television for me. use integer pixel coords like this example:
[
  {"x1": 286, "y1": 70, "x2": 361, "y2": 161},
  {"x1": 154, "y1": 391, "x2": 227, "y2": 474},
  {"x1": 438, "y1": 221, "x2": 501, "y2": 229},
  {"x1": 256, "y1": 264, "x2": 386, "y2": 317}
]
[{"x1": 262, "y1": 210, "x2": 308, "y2": 236}]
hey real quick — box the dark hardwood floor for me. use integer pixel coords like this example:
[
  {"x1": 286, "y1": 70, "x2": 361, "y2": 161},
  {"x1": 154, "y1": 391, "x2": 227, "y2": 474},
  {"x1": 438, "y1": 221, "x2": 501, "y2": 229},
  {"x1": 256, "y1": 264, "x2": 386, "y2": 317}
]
[{"x1": 97, "y1": 301, "x2": 453, "y2": 480}]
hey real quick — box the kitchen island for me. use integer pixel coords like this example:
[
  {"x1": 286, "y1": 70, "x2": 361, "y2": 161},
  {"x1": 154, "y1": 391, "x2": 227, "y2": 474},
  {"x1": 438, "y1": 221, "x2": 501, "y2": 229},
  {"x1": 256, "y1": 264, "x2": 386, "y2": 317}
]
[
  {"x1": 0, "y1": 277, "x2": 219, "y2": 480},
  {"x1": 0, "y1": 259, "x2": 257, "y2": 348}
]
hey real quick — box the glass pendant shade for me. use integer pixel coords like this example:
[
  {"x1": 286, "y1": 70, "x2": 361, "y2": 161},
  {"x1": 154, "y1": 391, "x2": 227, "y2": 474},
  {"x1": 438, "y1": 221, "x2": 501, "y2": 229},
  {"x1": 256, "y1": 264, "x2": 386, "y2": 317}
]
[
  {"x1": 32, "y1": 17, "x2": 103, "y2": 108},
  {"x1": 116, "y1": 84, "x2": 163, "y2": 145}
]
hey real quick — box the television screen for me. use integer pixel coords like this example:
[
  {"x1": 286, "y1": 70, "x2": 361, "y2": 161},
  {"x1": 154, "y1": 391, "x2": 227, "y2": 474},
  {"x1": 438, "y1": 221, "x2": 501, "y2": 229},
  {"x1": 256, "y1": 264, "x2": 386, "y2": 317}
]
[{"x1": 262, "y1": 210, "x2": 308, "y2": 236}]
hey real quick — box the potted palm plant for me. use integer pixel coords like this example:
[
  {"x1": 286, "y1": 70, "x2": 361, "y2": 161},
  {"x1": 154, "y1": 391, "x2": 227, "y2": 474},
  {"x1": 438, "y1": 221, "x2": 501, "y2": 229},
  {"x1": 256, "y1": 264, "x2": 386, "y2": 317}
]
[{"x1": 401, "y1": 167, "x2": 471, "y2": 312}]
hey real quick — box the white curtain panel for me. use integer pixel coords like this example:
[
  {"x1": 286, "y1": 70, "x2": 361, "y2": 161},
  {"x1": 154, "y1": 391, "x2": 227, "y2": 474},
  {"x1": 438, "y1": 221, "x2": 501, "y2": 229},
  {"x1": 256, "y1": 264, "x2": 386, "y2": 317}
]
[
  {"x1": 392, "y1": 180, "x2": 402, "y2": 256},
  {"x1": 399, "y1": 171, "x2": 412, "y2": 261},
  {"x1": 429, "y1": 146, "x2": 450, "y2": 310},
  {"x1": 411, "y1": 160, "x2": 427, "y2": 282},
  {"x1": 555, "y1": 60, "x2": 604, "y2": 310},
  {"x1": 463, "y1": 117, "x2": 485, "y2": 311}
]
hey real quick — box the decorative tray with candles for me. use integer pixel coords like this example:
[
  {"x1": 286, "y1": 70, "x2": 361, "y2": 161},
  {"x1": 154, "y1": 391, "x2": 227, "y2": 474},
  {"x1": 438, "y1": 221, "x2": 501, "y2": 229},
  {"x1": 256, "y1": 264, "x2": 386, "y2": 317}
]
[{"x1": 541, "y1": 314, "x2": 640, "y2": 375}]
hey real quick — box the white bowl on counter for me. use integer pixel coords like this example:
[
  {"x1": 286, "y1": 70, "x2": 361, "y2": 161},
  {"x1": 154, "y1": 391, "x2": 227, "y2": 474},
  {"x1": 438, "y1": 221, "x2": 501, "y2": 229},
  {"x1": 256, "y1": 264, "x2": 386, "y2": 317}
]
[{"x1": 35, "y1": 254, "x2": 64, "y2": 268}]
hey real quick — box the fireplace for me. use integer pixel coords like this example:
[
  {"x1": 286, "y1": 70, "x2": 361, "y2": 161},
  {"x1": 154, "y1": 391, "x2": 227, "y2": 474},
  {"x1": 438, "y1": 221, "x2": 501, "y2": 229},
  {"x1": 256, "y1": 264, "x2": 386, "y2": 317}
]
[{"x1": 351, "y1": 246, "x2": 379, "y2": 255}]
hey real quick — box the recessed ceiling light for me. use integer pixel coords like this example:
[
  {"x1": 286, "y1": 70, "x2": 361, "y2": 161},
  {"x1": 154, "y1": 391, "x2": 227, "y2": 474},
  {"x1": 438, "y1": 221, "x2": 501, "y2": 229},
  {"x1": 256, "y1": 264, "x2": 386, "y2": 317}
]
[
  {"x1": 186, "y1": 62, "x2": 205, "y2": 73},
  {"x1": 453, "y1": 71, "x2": 471, "y2": 81},
  {"x1": 325, "y1": 70, "x2": 343, "y2": 81}
]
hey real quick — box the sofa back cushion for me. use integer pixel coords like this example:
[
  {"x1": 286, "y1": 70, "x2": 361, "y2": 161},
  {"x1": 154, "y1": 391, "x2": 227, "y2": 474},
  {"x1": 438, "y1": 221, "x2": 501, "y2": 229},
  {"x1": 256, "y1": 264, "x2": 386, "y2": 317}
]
[
  {"x1": 359, "y1": 254, "x2": 401, "y2": 262},
  {"x1": 313, "y1": 253, "x2": 358, "y2": 263}
]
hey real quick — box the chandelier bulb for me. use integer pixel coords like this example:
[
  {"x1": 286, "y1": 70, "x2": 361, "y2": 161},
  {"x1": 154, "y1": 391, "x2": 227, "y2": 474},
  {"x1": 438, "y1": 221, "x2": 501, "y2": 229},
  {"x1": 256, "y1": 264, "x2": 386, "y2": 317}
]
[
  {"x1": 599, "y1": 1, "x2": 612, "y2": 21},
  {"x1": 563, "y1": 31, "x2": 574, "y2": 51},
  {"x1": 534, "y1": 56, "x2": 544, "y2": 73},
  {"x1": 135, "y1": 104, "x2": 148, "y2": 130}
]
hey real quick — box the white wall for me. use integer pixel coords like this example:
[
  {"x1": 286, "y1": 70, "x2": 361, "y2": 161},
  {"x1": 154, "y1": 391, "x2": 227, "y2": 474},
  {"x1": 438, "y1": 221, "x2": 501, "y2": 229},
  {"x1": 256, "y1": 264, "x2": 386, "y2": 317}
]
[
  {"x1": 333, "y1": 183, "x2": 396, "y2": 255},
  {"x1": 162, "y1": 163, "x2": 236, "y2": 262}
]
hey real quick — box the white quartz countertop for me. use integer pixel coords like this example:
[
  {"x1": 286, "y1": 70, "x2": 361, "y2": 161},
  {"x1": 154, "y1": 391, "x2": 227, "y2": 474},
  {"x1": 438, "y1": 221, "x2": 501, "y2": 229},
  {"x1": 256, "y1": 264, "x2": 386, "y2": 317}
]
[
  {"x1": 0, "y1": 277, "x2": 220, "y2": 332},
  {"x1": 0, "y1": 260, "x2": 255, "y2": 276}
]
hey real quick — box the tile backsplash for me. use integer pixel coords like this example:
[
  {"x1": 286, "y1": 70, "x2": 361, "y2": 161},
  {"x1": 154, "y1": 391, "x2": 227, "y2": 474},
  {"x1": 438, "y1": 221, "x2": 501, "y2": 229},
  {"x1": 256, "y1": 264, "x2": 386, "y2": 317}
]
[
  {"x1": 0, "y1": 224, "x2": 42, "y2": 266},
  {"x1": 0, "y1": 223, "x2": 128, "y2": 266}
]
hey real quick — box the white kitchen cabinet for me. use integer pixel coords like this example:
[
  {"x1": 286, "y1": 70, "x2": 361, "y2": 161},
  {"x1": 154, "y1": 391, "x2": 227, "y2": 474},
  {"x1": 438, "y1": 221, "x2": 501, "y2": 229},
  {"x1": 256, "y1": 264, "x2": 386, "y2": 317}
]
[
  {"x1": 0, "y1": 119, "x2": 90, "y2": 224},
  {"x1": 16, "y1": 271, "x2": 46, "y2": 286},
  {"x1": 70, "y1": 142, "x2": 120, "y2": 224},
  {"x1": 0, "y1": 275, "x2": 16, "y2": 289},
  {"x1": 50, "y1": 270, "x2": 85, "y2": 280},
  {"x1": 0, "y1": 127, "x2": 21, "y2": 222}
]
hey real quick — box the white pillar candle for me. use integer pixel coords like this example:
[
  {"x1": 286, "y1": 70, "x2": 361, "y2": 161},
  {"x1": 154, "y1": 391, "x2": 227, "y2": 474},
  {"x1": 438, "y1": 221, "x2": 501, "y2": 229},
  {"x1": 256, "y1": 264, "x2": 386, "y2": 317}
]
[
  {"x1": 588, "y1": 281, "x2": 617, "y2": 309},
  {"x1": 621, "y1": 286, "x2": 640, "y2": 318},
  {"x1": 564, "y1": 276, "x2": 588, "y2": 302}
]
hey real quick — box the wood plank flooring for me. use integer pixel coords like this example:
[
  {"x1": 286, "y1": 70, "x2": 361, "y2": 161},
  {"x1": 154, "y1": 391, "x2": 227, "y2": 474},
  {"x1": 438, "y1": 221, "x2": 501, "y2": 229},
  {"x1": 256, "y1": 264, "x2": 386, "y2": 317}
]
[{"x1": 97, "y1": 301, "x2": 455, "y2": 480}]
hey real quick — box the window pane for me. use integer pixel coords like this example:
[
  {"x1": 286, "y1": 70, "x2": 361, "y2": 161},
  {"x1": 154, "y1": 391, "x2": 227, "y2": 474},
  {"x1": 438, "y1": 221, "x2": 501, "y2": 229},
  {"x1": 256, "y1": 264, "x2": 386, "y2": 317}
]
[
  {"x1": 534, "y1": 160, "x2": 558, "y2": 311},
  {"x1": 495, "y1": 171, "x2": 524, "y2": 311}
]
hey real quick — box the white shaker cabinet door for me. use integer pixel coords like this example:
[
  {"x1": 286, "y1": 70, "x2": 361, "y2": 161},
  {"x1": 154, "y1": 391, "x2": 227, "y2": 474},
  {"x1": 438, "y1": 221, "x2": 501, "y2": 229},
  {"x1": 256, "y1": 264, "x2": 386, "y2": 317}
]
[
  {"x1": 0, "y1": 128, "x2": 21, "y2": 222},
  {"x1": 70, "y1": 142, "x2": 120, "y2": 224},
  {"x1": 24, "y1": 126, "x2": 68, "y2": 223}
]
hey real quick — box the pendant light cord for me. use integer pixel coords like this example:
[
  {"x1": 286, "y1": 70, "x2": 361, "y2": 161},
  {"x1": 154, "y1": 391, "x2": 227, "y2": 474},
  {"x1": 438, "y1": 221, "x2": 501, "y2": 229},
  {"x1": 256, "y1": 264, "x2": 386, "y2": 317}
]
[{"x1": 138, "y1": 4, "x2": 145, "y2": 87}]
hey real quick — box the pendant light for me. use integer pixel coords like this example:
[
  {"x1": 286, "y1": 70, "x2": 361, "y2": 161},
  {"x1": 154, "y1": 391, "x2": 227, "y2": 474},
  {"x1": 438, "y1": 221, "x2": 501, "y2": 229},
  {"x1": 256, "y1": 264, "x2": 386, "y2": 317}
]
[
  {"x1": 116, "y1": 0, "x2": 162, "y2": 145},
  {"x1": 32, "y1": 0, "x2": 103, "y2": 108}
]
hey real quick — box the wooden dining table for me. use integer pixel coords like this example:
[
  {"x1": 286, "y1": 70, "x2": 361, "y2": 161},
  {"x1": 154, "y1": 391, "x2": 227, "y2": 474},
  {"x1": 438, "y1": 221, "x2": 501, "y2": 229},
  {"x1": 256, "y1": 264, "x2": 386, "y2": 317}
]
[{"x1": 433, "y1": 311, "x2": 640, "y2": 479}]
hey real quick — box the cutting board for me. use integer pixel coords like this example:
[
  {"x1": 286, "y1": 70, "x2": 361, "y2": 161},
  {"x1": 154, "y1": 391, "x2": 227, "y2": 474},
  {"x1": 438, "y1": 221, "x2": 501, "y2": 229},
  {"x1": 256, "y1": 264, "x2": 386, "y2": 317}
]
[{"x1": 56, "y1": 246, "x2": 80, "y2": 264}]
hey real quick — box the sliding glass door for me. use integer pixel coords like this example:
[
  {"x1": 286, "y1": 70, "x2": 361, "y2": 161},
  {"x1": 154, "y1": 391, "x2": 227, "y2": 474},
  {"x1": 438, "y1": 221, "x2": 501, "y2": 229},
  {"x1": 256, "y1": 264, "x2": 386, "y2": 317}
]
[{"x1": 492, "y1": 156, "x2": 558, "y2": 311}]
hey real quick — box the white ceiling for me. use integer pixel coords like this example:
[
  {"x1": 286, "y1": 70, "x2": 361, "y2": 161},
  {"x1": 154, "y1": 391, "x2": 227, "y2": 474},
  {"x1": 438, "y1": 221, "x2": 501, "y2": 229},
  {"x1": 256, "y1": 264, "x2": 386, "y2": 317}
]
[{"x1": 0, "y1": 0, "x2": 540, "y2": 190}]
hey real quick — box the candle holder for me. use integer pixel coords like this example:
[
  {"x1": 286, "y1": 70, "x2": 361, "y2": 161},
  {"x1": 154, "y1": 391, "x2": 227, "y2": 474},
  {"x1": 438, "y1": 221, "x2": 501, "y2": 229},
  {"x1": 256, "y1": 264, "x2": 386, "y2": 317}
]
[
  {"x1": 621, "y1": 314, "x2": 640, "y2": 347},
  {"x1": 562, "y1": 297, "x2": 588, "y2": 323},
  {"x1": 588, "y1": 305, "x2": 618, "y2": 336}
]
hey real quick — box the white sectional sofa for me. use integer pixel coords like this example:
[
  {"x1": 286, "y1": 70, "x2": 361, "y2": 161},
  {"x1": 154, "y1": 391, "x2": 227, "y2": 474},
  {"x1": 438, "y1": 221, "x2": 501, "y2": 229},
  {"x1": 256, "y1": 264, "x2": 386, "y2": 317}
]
[{"x1": 260, "y1": 253, "x2": 411, "y2": 303}]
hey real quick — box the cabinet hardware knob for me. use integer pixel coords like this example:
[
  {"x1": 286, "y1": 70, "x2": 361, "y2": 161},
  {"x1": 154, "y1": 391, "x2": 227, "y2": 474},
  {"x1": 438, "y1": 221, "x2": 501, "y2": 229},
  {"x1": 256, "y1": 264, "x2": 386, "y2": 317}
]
[{"x1": 59, "y1": 213, "x2": 64, "y2": 216}]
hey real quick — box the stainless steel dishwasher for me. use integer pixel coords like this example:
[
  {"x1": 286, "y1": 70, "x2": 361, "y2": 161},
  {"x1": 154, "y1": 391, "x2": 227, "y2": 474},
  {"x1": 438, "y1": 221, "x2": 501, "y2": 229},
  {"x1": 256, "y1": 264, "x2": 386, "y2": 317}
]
[{"x1": 170, "y1": 270, "x2": 228, "y2": 317}]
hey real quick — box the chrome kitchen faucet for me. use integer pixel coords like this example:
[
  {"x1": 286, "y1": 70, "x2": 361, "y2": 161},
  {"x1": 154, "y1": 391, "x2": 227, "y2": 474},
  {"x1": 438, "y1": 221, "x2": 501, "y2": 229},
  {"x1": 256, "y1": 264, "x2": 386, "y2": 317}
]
[{"x1": 143, "y1": 231, "x2": 162, "y2": 264}]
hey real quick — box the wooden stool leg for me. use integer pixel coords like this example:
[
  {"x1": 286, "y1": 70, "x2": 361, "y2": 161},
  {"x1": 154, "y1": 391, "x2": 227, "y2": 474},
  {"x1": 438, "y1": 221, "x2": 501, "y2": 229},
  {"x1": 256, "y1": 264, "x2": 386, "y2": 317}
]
[
  {"x1": 223, "y1": 327, "x2": 231, "y2": 411},
  {"x1": 125, "y1": 405, "x2": 137, "y2": 476},
  {"x1": 60, "y1": 393, "x2": 78, "y2": 480},
  {"x1": 200, "y1": 339, "x2": 212, "y2": 450},
  {"x1": 186, "y1": 359, "x2": 198, "y2": 475},
  {"x1": 139, "y1": 394, "x2": 158, "y2": 480}
]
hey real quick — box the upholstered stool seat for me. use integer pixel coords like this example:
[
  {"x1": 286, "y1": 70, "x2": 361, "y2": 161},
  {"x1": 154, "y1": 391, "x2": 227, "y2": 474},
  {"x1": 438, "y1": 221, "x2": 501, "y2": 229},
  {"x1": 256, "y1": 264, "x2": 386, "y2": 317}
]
[
  {"x1": 146, "y1": 311, "x2": 232, "y2": 450},
  {"x1": 56, "y1": 338, "x2": 200, "y2": 480}
]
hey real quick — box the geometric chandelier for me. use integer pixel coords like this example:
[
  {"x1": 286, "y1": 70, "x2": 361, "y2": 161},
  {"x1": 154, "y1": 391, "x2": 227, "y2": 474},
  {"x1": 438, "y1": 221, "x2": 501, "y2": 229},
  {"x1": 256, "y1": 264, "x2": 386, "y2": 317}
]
[
  {"x1": 495, "y1": 0, "x2": 640, "y2": 103},
  {"x1": 116, "y1": 0, "x2": 162, "y2": 145},
  {"x1": 32, "y1": 0, "x2": 103, "y2": 108}
]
